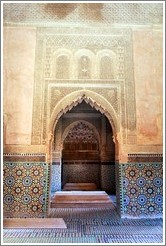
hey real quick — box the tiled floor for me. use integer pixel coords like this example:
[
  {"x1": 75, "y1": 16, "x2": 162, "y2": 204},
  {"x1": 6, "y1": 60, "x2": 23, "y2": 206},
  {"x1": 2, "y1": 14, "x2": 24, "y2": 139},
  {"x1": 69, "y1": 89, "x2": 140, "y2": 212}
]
[{"x1": 3, "y1": 201, "x2": 163, "y2": 244}]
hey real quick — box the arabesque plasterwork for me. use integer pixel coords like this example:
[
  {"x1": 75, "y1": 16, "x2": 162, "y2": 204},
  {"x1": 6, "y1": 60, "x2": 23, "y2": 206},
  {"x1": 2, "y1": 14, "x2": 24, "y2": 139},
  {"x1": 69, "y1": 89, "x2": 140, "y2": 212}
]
[{"x1": 31, "y1": 27, "x2": 136, "y2": 146}]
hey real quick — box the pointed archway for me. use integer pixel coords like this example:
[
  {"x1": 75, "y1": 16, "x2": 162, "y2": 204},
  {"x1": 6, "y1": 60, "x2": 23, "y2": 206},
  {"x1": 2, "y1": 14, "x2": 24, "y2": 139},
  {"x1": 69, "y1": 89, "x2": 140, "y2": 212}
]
[
  {"x1": 47, "y1": 89, "x2": 120, "y2": 212},
  {"x1": 48, "y1": 89, "x2": 119, "y2": 145}
]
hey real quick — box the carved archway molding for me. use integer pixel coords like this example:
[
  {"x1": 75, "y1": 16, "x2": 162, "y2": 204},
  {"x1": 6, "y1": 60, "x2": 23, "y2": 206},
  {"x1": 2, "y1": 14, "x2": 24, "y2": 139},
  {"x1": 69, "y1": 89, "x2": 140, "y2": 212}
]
[
  {"x1": 47, "y1": 89, "x2": 119, "y2": 162},
  {"x1": 49, "y1": 89, "x2": 119, "y2": 135}
]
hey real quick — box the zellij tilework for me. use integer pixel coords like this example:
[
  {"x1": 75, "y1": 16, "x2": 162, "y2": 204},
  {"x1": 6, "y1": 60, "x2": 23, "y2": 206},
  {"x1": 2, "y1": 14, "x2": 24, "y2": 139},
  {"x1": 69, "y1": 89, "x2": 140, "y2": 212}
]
[
  {"x1": 120, "y1": 162, "x2": 163, "y2": 218},
  {"x1": 3, "y1": 162, "x2": 50, "y2": 218}
]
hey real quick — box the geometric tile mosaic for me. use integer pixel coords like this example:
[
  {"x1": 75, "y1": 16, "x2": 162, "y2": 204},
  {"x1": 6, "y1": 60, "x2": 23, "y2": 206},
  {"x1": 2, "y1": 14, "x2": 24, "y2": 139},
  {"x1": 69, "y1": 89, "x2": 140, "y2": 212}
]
[
  {"x1": 119, "y1": 162, "x2": 163, "y2": 218},
  {"x1": 3, "y1": 162, "x2": 50, "y2": 218},
  {"x1": 50, "y1": 164, "x2": 61, "y2": 193},
  {"x1": 3, "y1": 207, "x2": 163, "y2": 244}
]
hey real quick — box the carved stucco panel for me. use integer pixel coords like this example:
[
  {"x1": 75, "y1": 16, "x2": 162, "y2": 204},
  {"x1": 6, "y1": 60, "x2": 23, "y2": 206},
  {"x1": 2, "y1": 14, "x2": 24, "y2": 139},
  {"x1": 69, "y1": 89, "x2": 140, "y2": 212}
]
[
  {"x1": 49, "y1": 86, "x2": 119, "y2": 116},
  {"x1": 62, "y1": 120, "x2": 100, "y2": 145},
  {"x1": 44, "y1": 35, "x2": 124, "y2": 80},
  {"x1": 31, "y1": 27, "x2": 136, "y2": 146}
]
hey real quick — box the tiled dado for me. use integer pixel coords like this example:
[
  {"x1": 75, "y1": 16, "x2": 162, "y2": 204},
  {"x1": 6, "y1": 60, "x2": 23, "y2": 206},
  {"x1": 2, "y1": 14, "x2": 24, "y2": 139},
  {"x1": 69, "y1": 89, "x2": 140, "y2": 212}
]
[
  {"x1": 3, "y1": 162, "x2": 50, "y2": 218},
  {"x1": 119, "y1": 162, "x2": 163, "y2": 218}
]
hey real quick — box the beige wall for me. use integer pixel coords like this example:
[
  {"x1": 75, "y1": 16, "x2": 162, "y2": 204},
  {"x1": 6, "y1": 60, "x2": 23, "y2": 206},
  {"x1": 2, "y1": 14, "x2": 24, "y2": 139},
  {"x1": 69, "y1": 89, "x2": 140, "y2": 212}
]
[
  {"x1": 3, "y1": 27, "x2": 36, "y2": 145},
  {"x1": 3, "y1": 26, "x2": 163, "y2": 159},
  {"x1": 133, "y1": 29, "x2": 163, "y2": 146}
]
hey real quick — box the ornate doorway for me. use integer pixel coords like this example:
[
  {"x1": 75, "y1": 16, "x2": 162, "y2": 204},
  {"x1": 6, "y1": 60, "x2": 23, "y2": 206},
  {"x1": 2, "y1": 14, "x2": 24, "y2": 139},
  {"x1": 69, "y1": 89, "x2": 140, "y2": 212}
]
[{"x1": 50, "y1": 100, "x2": 116, "y2": 195}]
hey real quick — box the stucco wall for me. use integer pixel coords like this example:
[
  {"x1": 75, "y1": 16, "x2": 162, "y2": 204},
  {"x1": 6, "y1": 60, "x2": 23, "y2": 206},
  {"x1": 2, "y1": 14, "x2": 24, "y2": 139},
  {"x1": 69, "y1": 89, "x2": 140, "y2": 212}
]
[
  {"x1": 3, "y1": 26, "x2": 163, "y2": 157},
  {"x1": 133, "y1": 29, "x2": 163, "y2": 146},
  {"x1": 3, "y1": 27, "x2": 36, "y2": 145}
]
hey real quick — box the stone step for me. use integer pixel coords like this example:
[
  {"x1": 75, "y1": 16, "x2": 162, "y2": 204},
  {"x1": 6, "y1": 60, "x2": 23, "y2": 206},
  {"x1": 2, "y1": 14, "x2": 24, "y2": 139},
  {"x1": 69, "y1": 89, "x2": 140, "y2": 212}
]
[
  {"x1": 51, "y1": 203, "x2": 112, "y2": 208},
  {"x1": 51, "y1": 191, "x2": 112, "y2": 208}
]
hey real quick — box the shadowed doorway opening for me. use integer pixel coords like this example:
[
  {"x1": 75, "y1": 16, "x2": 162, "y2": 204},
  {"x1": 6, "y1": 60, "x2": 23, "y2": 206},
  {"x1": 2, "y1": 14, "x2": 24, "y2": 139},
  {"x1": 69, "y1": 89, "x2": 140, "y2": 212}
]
[{"x1": 51, "y1": 101, "x2": 116, "y2": 203}]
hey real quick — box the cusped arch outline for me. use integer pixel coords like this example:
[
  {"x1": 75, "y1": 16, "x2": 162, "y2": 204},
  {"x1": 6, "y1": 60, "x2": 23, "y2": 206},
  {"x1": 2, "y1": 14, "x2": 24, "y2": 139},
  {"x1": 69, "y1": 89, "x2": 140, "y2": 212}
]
[{"x1": 49, "y1": 89, "x2": 119, "y2": 137}]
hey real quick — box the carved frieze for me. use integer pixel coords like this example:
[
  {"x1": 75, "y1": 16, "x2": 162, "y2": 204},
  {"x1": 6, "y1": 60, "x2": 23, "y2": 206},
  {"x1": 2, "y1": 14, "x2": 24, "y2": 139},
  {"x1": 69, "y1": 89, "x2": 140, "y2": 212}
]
[
  {"x1": 128, "y1": 153, "x2": 163, "y2": 162},
  {"x1": 3, "y1": 153, "x2": 46, "y2": 162},
  {"x1": 3, "y1": 3, "x2": 163, "y2": 26}
]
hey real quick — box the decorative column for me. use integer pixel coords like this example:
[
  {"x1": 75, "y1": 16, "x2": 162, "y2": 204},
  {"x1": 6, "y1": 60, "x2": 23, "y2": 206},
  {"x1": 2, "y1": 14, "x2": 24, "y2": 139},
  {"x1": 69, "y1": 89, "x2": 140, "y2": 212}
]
[{"x1": 50, "y1": 119, "x2": 62, "y2": 194}]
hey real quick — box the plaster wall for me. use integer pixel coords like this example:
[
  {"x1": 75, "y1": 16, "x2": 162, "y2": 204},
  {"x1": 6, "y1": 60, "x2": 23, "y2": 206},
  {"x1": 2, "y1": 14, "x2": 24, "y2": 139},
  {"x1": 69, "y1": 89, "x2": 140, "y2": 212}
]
[
  {"x1": 3, "y1": 27, "x2": 36, "y2": 146},
  {"x1": 3, "y1": 26, "x2": 163, "y2": 157},
  {"x1": 133, "y1": 29, "x2": 163, "y2": 146}
]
